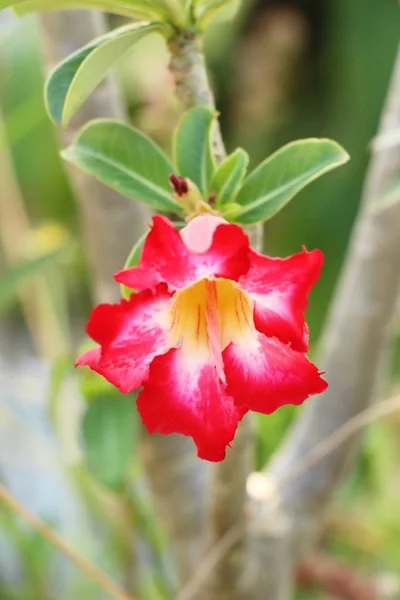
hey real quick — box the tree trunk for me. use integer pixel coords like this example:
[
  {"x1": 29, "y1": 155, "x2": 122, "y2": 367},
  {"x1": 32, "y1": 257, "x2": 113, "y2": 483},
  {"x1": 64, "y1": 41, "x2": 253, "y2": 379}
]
[{"x1": 250, "y1": 42, "x2": 400, "y2": 599}]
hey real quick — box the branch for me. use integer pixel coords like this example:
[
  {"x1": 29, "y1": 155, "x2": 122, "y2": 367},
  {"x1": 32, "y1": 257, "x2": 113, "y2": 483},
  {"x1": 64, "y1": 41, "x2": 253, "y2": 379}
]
[
  {"x1": 297, "y1": 552, "x2": 400, "y2": 600},
  {"x1": 139, "y1": 431, "x2": 209, "y2": 584},
  {"x1": 0, "y1": 483, "x2": 136, "y2": 600},
  {"x1": 169, "y1": 32, "x2": 226, "y2": 163},
  {"x1": 297, "y1": 553, "x2": 378, "y2": 600},
  {"x1": 168, "y1": 33, "x2": 265, "y2": 254},
  {"x1": 39, "y1": 11, "x2": 149, "y2": 304},
  {"x1": 176, "y1": 391, "x2": 400, "y2": 600},
  {"x1": 250, "y1": 42, "x2": 400, "y2": 598}
]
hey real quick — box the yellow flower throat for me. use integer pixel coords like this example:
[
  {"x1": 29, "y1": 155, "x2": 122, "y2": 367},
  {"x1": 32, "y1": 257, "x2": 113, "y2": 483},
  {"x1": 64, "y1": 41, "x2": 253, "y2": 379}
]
[{"x1": 167, "y1": 278, "x2": 254, "y2": 380}]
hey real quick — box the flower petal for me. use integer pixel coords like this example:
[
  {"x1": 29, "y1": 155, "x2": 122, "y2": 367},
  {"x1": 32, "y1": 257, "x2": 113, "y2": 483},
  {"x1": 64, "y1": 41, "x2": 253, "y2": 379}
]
[
  {"x1": 115, "y1": 215, "x2": 250, "y2": 292},
  {"x1": 76, "y1": 347, "x2": 101, "y2": 369},
  {"x1": 75, "y1": 346, "x2": 138, "y2": 390},
  {"x1": 180, "y1": 214, "x2": 226, "y2": 253},
  {"x1": 76, "y1": 286, "x2": 172, "y2": 393},
  {"x1": 239, "y1": 248, "x2": 323, "y2": 352},
  {"x1": 223, "y1": 332, "x2": 327, "y2": 414},
  {"x1": 137, "y1": 348, "x2": 247, "y2": 461}
]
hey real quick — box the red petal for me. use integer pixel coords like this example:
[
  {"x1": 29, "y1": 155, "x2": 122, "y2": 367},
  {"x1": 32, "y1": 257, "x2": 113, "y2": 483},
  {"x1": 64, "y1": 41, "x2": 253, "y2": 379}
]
[
  {"x1": 115, "y1": 215, "x2": 250, "y2": 292},
  {"x1": 75, "y1": 346, "x2": 133, "y2": 388},
  {"x1": 137, "y1": 348, "x2": 247, "y2": 461},
  {"x1": 223, "y1": 332, "x2": 327, "y2": 414},
  {"x1": 239, "y1": 248, "x2": 323, "y2": 352},
  {"x1": 76, "y1": 347, "x2": 101, "y2": 369},
  {"x1": 76, "y1": 286, "x2": 172, "y2": 393}
]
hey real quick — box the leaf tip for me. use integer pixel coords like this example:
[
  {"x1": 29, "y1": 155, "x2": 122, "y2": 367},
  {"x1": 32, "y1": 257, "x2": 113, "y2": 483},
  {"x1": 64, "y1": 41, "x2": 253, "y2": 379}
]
[
  {"x1": 60, "y1": 146, "x2": 74, "y2": 163},
  {"x1": 319, "y1": 137, "x2": 351, "y2": 164}
]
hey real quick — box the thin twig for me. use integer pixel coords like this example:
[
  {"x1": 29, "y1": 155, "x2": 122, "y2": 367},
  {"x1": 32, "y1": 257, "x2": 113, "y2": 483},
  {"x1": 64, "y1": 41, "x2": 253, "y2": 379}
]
[
  {"x1": 296, "y1": 553, "x2": 378, "y2": 600},
  {"x1": 253, "y1": 41, "x2": 400, "y2": 598},
  {"x1": 0, "y1": 484, "x2": 136, "y2": 600},
  {"x1": 176, "y1": 392, "x2": 400, "y2": 600},
  {"x1": 262, "y1": 393, "x2": 400, "y2": 500},
  {"x1": 175, "y1": 523, "x2": 243, "y2": 600}
]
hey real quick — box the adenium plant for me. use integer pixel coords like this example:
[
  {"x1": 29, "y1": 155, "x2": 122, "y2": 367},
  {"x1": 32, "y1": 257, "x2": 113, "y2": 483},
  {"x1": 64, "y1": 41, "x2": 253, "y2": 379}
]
[
  {"x1": 2, "y1": 0, "x2": 350, "y2": 460},
  {"x1": 77, "y1": 213, "x2": 327, "y2": 461}
]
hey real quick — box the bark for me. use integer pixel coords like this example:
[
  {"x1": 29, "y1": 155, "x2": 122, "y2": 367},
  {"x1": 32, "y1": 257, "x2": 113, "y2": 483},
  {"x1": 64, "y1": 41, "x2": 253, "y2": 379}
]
[
  {"x1": 250, "y1": 43, "x2": 400, "y2": 599},
  {"x1": 139, "y1": 431, "x2": 209, "y2": 584},
  {"x1": 39, "y1": 11, "x2": 149, "y2": 304},
  {"x1": 169, "y1": 33, "x2": 226, "y2": 164}
]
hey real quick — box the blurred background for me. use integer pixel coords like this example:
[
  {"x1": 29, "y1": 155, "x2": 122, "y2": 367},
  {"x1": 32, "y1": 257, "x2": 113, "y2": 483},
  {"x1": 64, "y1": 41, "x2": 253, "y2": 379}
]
[{"x1": 1, "y1": 1, "x2": 400, "y2": 598}]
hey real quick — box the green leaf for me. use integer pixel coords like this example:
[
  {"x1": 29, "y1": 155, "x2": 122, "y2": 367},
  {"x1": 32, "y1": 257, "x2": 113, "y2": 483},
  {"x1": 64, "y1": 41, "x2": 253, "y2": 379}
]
[
  {"x1": 182, "y1": 0, "x2": 194, "y2": 10},
  {"x1": 6, "y1": 0, "x2": 170, "y2": 19},
  {"x1": 82, "y1": 394, "x2": 137, "y2": 491},
  {"x1": 62, "y1": 119, "x2": 181, "y2": 212},
  {"x1": 210, "y1": 147, "x2": 249, "y2": 207},
  {"x1": 195, "y1": 0, "x2": 241, "y2": 29},
  {"x1": 234, "y1": 138, "x2": 350, "y2": 224},
  {"x1": 45, "y1": 22, "x2": 168, "y2": 127},
  {"x1": 221, "y1": 202, "x2": 242, "y2": 221},
  {"x1": 173, "y1": 106, "x2": 215, "y2": 197},
  {"x1": 0, "y1": 247, "x2": 68, "y2": 313},
  {"x1": 120, "y1": 231, "x2": 148, "y2": 299}
]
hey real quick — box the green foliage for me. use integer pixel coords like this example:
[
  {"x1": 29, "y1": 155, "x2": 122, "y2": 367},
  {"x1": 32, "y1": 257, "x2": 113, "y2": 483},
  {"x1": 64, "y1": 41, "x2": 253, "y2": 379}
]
[
  {"x1": 4, "y1": 0, "x2": 241, "y2": 27},
  {"x1": 220, "y1": 201, "x2": 242, "y2": 220},
  {"x1": 46, "y1": 22, "x2": 170, "y2": 127},
  {"x1": 210, "y1": 147, "x2": 249, "y2": 206},
  {"x1": 39, "y1": 12, "x2": 350, "y2": 227},
  {"x1": 173, "y1": 106, "x2": 216, "y2": 197},
  {"x1": 62, "y1": 119, "x2": 181, "y2": 212},
  {"x1": 4, "y1": 0, "x2": 171, "y2": 19},
  {"x1": 81, "y1": 393, "x2": 137, "y2": 491},
  {"x1": 120, "y1": 231, "x2": 148, "y2": 299},
  {"x1": 0, "y1": 507, "x2": 53, "y2": 599},
  {"x1": 62, "y1": 110, "x2": 349, "y2": 224},
  {"x1": 194, "y1": 0, "x2": 242, "y2": 30},
  {"x1": 139, "y1": 571, "x2": 171, "y2": 600},
  {"x1": 233, "y1": 139, "x2": 350, "y2": 224},
  {"x1": 0, "y1": 245, "x2": 70, "y2": 313}
]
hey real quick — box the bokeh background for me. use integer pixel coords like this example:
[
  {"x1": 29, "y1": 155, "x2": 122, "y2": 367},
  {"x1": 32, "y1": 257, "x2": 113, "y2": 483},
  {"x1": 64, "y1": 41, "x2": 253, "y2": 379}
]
[{"x1": 1, "y1": 1, "x2": 400, "y2": 598}]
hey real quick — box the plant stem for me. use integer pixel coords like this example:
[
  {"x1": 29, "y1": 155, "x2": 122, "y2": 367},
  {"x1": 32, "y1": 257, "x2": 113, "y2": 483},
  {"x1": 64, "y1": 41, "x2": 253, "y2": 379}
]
[
  {"x1": 169, "y1": 33, "x2": 226, "y2": 164},
  {"x1": 139, "y1": 431, "x2": 209, "y2": 585}
]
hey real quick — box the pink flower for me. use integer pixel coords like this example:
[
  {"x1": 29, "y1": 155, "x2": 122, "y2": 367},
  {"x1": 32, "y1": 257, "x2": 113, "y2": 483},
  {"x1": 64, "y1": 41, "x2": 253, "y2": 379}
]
[{"x1": 76, "y1": 215, "x2": 327, "y2": 462}]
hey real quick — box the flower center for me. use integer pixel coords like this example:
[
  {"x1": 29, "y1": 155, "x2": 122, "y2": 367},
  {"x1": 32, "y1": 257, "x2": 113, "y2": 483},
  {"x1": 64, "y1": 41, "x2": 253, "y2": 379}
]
[{"x1": 167, "y1": 278, "x2": 254, "y2": 380}]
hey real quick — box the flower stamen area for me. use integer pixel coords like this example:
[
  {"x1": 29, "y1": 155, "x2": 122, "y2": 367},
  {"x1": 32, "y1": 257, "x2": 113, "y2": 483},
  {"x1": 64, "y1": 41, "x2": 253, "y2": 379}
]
[{"x1": 167, "y1": 278, "x2": 254, "y2": 381}]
